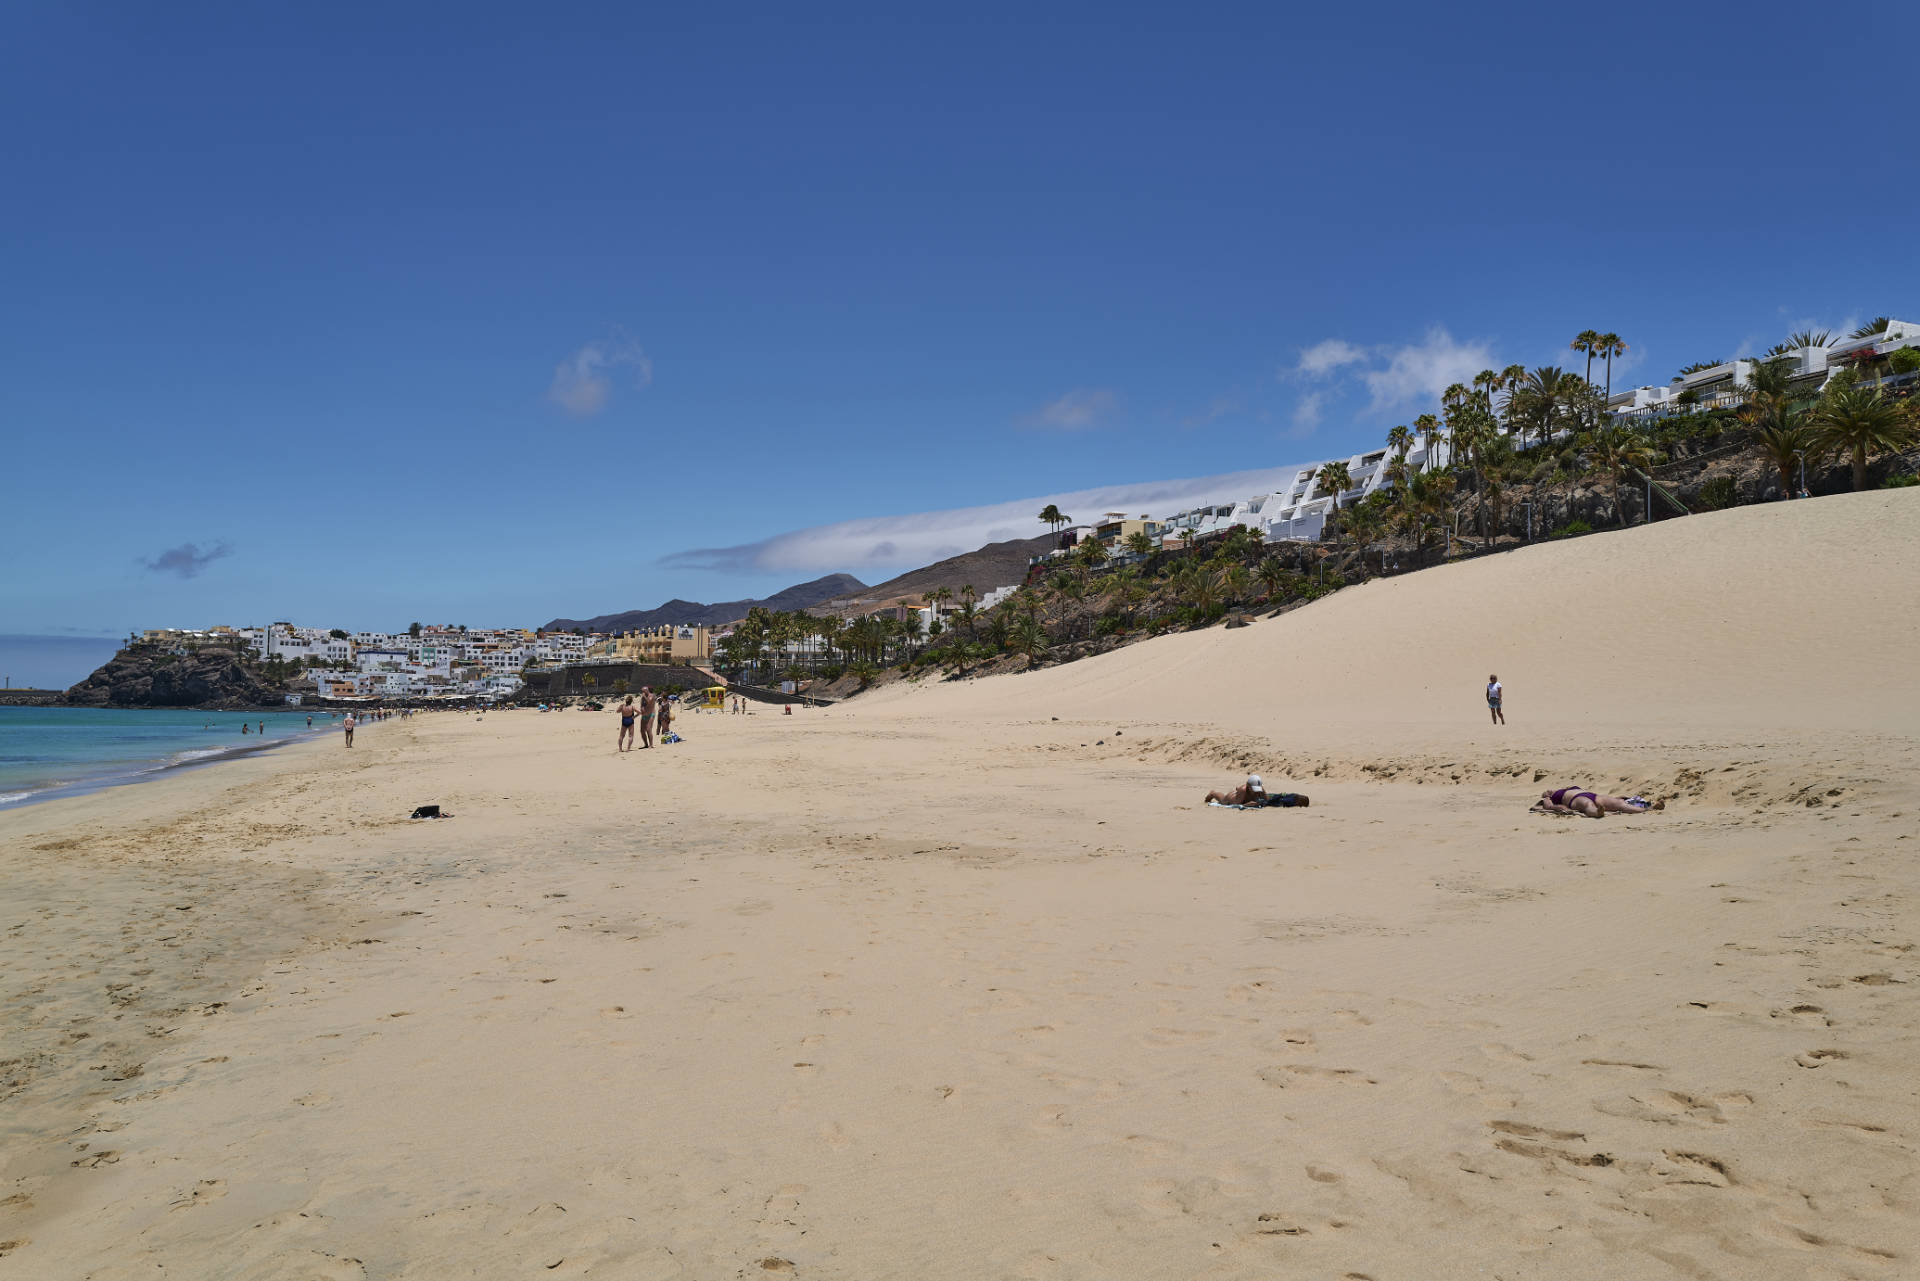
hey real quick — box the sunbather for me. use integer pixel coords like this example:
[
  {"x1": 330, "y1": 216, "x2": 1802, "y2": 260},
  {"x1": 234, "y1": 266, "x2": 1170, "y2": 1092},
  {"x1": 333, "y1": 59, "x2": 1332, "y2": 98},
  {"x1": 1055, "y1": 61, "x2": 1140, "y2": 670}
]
[
  {"x1": 1205, "y1": 774, "x2": 1268, "y2": 806},
  {"x1": 1533, "y1": 788, "x2": 1664, "y2": 818}
]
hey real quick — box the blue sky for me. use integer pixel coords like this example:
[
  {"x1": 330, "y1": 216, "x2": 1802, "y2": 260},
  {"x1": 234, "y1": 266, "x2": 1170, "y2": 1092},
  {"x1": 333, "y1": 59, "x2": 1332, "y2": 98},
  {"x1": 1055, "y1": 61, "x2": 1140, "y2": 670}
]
[{"x1": 4, "y1": 1, "x2": 1915, "y2": 647}]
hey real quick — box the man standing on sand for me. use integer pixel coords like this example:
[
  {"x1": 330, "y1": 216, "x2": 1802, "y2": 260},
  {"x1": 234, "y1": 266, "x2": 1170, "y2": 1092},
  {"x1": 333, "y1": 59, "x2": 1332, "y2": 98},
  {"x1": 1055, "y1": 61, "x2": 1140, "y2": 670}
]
[
  {"x1": 638, "y1": 686, "x2": 657, "y2": 749},
  {"x1": 616, "y1": 696, "x2": 638, "y2": 752},
  {"x1": 1486, "y1": 674, "x2": 1505, "y2": 725},
  {"x1": 343, "y1": 712, "x2": 356, "y2": 747}
]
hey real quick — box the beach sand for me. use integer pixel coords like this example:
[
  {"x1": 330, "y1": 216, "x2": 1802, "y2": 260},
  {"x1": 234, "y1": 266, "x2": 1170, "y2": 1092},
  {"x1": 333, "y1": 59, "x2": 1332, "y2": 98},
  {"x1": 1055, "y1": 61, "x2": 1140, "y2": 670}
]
[{"x1": 4, "y1": 490, "x2": 1917, "y2": 1279}]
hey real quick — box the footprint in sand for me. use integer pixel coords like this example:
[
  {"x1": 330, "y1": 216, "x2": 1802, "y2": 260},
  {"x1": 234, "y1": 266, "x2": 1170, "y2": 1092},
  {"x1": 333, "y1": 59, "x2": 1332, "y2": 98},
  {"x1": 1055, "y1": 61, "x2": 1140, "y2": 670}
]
[
  {"x1": 294, "y1": 1092, "x2": 331, "y2": 1107},
  {"x1": 1795, "y1": 1049, "x2": 1849, "y2": 1069},
  {"x1": 170, "y1": 1179, "x2": 227, "y2": 1210},
  {"x1": 1479, "y1": 1043, "x2": 1534, "y2": 1063},
  {"x1": 1141, "y1": 1027, "x2": 1216, "y2": 1048},
  {"x1": 1772, "y1": 1004, "x2": 1832, "y2": 1026},
  {"x1": 819, "y1": 1122, "x2": 851, "y2": 1150},
  {"x1": 1259, "y1": 1064, "x2": 1377, "y2": 1087},
  {"x1": 1489, "y1": 1120, "x2": 1585, "y2": 1141},
  {"x1": 1660, "y1": 1150, "x2": 1737, "y2": 1188}
]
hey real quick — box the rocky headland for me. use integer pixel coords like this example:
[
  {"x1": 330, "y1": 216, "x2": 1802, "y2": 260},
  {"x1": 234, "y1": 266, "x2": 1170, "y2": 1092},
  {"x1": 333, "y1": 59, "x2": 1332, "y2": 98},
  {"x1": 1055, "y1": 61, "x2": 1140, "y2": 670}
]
[{"x1": 64, "y1": 644, "x2": 289, "y2": 709}]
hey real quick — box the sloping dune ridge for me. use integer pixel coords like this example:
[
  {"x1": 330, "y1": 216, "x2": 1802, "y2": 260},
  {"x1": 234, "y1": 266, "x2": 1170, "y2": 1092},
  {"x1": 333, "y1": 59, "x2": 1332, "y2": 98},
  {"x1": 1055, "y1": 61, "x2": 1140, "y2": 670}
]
[
  {"x1": 862, "y1": 487, "x2": 1920, "y2": 735},
  {"x1": 2, "y1": 490, "x2": 1917, "y2": 1280}
]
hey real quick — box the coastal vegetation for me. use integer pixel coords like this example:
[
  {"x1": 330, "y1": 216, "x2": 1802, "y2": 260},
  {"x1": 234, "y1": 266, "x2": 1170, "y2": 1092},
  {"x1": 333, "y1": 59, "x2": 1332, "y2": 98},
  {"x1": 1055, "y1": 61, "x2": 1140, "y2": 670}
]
[{"x1": 717, "y1": 319, "x2": 1918, "y2": 694}]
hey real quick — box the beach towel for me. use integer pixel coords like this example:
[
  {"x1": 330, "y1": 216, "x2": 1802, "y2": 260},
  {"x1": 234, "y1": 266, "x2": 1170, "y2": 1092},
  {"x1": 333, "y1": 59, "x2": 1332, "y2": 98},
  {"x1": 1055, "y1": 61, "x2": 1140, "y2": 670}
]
[{"x1": 1207, "y1": 793, "x2": 1309, "y2": 810}]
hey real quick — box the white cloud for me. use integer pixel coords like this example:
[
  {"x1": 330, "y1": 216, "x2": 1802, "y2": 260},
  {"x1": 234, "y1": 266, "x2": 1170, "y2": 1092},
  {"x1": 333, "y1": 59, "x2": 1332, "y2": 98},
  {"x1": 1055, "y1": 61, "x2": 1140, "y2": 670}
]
[
  {"x1": 1024, "y1": 387, "x2": 1117, "y2": 431},
  {"x1": 1292, "y1": 391, "x2": 1325, "y2": 430},
  {"x1": 662, "y1": 460, "x2": 1331, "y2": 575},
  {"x1": 548, "y1": 329, "x2": 652, "y2": 416},
  {"x1": 1179, "y1": 394, "x2": 1242, "y2": 430},
  {"x1": 1294, "y1": 339, "x2": 1367, "y2": 379},
  {"x1": 1359, "y1": 327, "x2": 1493, "y2": 412}
]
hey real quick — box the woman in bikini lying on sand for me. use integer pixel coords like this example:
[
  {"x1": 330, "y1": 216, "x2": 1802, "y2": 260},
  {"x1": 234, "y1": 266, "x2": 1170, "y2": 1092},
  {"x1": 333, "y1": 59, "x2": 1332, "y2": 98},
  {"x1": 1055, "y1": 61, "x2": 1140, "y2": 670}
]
[{"x1": 1533, "y1": 788, "x2": 1664, "y2": 818}]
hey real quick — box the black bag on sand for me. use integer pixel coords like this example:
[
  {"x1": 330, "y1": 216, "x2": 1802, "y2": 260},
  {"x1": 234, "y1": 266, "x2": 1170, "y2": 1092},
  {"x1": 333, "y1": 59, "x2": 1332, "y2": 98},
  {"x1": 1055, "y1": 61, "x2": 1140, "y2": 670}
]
[
  {"x1": 1264, "y1": 793, "x2": 1309, "y2": 808},
  {"x1": 411, "y1": 805, "x2": 442, "y2": 819}
]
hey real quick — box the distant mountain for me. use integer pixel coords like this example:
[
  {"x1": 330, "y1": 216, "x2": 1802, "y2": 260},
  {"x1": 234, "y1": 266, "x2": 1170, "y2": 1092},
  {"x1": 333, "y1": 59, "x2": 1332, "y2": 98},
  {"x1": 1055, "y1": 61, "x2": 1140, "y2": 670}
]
[
  {"x1": 812, "y1": 535, "x2": 1055, "y2": 615},
  {"x1": 543, "y1": 573, "x2": 868, "y2": 633}
]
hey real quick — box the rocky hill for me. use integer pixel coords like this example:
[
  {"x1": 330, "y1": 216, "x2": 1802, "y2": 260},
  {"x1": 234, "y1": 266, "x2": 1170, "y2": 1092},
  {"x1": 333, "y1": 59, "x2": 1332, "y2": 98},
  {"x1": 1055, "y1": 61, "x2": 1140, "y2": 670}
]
[
  {"x1": 65, "y1": 644, "x2": 287, "y2": 709},
  {"x1": 811, "y1": 535, "x2": 1054, "y2": 616},
  {"x1": 543, "y1": 573, "x2": 868, "y2": 633}
]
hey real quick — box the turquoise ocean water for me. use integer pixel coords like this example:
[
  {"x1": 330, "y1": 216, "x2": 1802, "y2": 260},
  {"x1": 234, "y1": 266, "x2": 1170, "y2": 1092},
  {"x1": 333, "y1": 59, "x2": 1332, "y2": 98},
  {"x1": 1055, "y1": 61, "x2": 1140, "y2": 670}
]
[{"x1": 0, "y1": 706, "x2": 341, "y2": 809}]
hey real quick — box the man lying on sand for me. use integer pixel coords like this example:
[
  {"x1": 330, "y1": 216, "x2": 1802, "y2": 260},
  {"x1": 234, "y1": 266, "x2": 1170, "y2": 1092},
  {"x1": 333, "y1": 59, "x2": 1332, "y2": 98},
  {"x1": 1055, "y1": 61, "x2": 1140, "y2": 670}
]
[
  {"x1": 1205, "y1": 774, "x2": 1267, "y2": 806},
  {"x1": 1532, "y1": 787, "x2": 1664, "y2": 818}
]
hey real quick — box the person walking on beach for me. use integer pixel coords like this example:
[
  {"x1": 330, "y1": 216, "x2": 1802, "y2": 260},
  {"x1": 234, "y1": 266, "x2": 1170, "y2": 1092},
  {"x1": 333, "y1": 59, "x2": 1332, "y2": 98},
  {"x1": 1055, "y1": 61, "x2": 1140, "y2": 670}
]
[
  {"x1": 343, "y1": 712, "x2": 356, "y2": 747},
  {"x1": 656, "y1": 693, "x2": 674, "y2": 741},
  {"x1": 1486, "y1": 674, "x2": 1505, "y2": 725},
  {"x1": 616, "y1": 696, "x2": 638, "y2": 752},
  {"x1": 638, "y1": 687, "x2": 657, "y2": 749}
]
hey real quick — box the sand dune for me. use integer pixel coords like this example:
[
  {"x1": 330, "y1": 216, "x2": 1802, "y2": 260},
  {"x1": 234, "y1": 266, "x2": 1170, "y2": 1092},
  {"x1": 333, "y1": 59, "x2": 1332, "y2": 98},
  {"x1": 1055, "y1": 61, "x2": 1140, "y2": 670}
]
[
  {"x1": 2, "y1": 493, "x2": 1916, "y2": 1279},
  {"x1": 863, "y1": 488, "x2": 1920, "y2": 735}
]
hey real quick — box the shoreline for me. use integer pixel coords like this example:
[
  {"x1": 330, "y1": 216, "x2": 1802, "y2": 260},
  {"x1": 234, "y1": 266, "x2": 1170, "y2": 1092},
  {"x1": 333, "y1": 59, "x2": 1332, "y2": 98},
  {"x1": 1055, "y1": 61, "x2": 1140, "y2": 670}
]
[{"x1": 0, "y1": 712, "x2": 345, "y2": 812}]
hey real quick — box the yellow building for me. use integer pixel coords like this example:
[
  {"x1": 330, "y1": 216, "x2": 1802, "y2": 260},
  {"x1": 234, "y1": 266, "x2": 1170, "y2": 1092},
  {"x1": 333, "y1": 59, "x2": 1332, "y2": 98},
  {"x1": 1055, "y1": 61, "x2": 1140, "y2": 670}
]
[{"x1": 611, "y1": 625, "x2": 713, "y2": 665}]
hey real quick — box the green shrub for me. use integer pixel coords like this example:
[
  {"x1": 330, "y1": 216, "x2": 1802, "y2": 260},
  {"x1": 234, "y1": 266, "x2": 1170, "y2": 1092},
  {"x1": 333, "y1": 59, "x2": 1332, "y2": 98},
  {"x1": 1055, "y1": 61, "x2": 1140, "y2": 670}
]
[
  {"x1": 1883, "y1": 473, "x2": 1920, "y2": 488},
  {"x1": 1695, "y1": 475, "x2": 1739, "y2": 511},
  {"x1": 1552, "y1": 519, "x2": 1593, "y2": 537}
]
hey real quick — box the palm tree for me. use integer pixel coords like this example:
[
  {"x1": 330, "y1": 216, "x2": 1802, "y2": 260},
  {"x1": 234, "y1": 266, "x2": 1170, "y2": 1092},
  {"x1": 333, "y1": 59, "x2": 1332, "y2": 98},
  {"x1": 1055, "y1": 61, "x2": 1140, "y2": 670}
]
[
  {"x1": 1850, "y1": 318, "x2": 1891, "y2": 340},
  {"x1": 1597, "y1": 333, "x2": 1627, "y2": 405},
  {"x1": 1009, "y1": 611, "x2": 1049, "y2": 667},
  {"x1": 1813, "y1": 384, "x2": 1915, "y2": 490},
  {"x1": 1583, "y1": 423, "x2": 1659, "y2": 526},
  {"x1": 1500, "y1": 363, "x2": 1527, "y2": 425},
  {"x1": 1386, "y1": 424, "x2": 1412, "y2": 458},
  {"x1": 1255, "y1": 557, "x2": 1289, "y2": 603},
  {"x1": 1037, "y1": 504, "x2": 1068, "y2": 536},
  {"x1": 1750, "y1": 408, "x2": 1819, "y2": 499},
  {"x1": 1516, "y1": 366, "x2": 1578, "y2": 450},
  {"x1": 1124, "y1": 529, "x2": 1155, "y2": 560},
  {"x1": 1572, "y1": 330, "x2": 1603, "y2": 384},
  {"x1": 1315, "y1": 459, "x2": 1352, "y2": 505},
  {"x1": 1473, "y1": 368, "x2": 1502, "y2": 422},
  {"x1": 1344, "y1": 503, "x2": 1385, "y2": 572},
  {"x1": 1415, "y1": 413, "x2": 1444, "y2": 470}
]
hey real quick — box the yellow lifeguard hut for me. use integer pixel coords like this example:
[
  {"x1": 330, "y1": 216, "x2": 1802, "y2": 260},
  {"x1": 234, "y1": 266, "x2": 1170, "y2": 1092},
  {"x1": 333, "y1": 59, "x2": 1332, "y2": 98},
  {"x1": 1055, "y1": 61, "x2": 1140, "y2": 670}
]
[{"x1": 701, "y1": 685, "x2": 727, "y2": 712}]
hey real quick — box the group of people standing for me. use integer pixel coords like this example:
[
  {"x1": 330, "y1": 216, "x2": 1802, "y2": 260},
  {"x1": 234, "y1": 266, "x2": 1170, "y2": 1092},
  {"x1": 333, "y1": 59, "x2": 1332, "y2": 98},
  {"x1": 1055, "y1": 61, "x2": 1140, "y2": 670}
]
[{"x1": 615, "y1": 687, "x2": 674, "y2": 751}]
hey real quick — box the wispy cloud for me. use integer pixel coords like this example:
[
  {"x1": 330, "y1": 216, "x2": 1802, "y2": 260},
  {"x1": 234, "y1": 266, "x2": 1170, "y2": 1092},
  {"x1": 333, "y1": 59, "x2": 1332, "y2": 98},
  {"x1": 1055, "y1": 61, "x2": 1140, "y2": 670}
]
[
  {"x1": 1179, "y1": 394, "x2": 1243, "y2": 430},
  {"x1": 548, "y1": 328, "x2": 652, "y2": 416},
  {"x1": 1023, "y1": 388, "x2": 1117, "y2": 431},
  {"x1": 1359, "y1": 327, "x2": 1493, "y2": 412},
  {"x1": 1291, "y1": 391, "x2": 1326, "y2": 432},
  {"x1": 661, "y1": 461, "x2": 1329, "y2": 575},
  {"x1": 1294, "y1": 339, "x2": 1367, "y2": 379},
  {"x1": 142, "y1": 541, "x2": 231, "y2": 579}
]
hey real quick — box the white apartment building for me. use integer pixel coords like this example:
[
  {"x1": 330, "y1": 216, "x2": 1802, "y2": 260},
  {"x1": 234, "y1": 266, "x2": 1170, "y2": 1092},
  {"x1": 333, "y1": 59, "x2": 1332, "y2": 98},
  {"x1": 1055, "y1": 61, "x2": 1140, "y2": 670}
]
[
  {"x1": 261, "y1": 624, "x2": 353, "y2": 665},
  {"x1": 1036, "y1": 439, "x2": 1454, "y2": 557},
  {"x1": 1609, "y1": 320, "x2": 1920, "y2": 420}
]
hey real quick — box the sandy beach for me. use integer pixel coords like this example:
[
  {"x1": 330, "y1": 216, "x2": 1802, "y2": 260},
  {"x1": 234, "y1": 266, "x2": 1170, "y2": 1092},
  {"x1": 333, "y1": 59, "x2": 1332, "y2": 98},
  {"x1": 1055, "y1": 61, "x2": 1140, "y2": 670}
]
[{"x1": 4, "y1": 492, "x2": 1918, "y2": 1280}]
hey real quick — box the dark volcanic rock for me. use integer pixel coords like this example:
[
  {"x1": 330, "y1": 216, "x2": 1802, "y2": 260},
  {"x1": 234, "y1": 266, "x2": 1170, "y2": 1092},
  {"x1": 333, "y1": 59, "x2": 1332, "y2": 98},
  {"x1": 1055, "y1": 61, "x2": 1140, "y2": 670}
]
[{"x1": 65, "y1": 645, "x2": 283, "y2": 709}]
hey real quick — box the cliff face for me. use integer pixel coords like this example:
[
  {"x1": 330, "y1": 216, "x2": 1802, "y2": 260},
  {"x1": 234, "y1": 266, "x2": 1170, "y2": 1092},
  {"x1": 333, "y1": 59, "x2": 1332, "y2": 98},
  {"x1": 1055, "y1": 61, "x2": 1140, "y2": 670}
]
[{"x1": 65, "y1": 645, "x2": 284, "y2": 709}]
